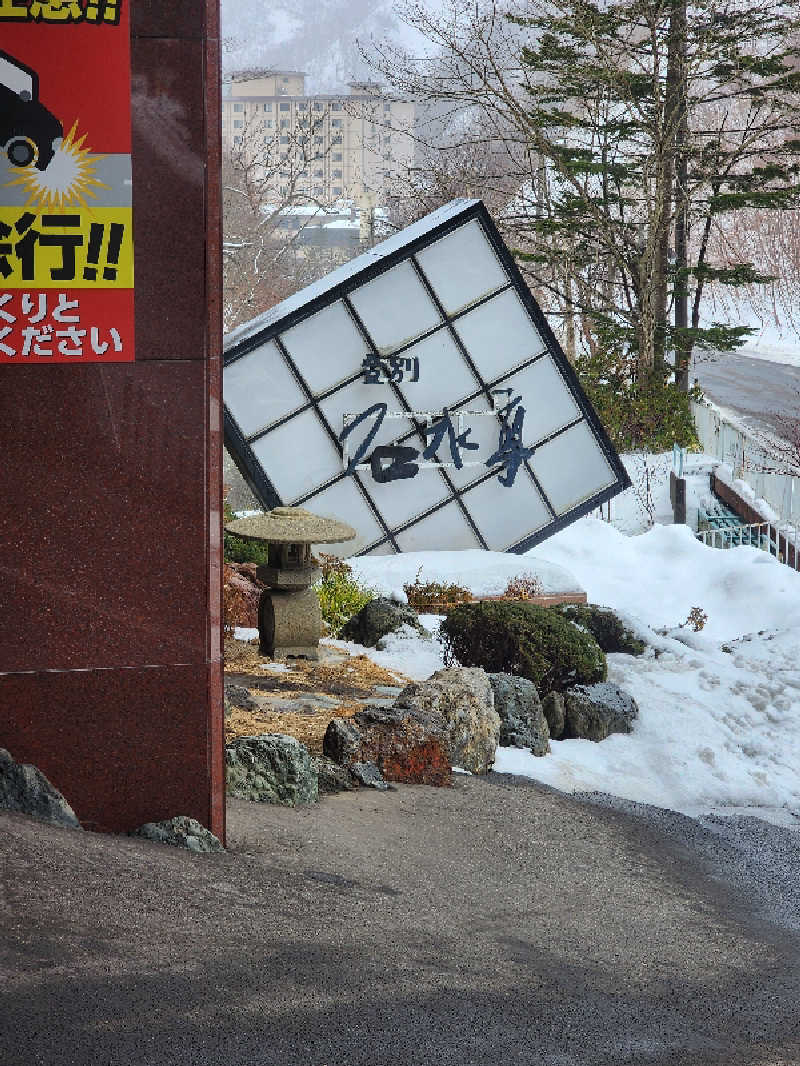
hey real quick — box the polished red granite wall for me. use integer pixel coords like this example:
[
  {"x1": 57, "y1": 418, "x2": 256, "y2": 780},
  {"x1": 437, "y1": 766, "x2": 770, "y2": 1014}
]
[{"x1": 0, "y1": 1, "x2": 225, "y2": 840}]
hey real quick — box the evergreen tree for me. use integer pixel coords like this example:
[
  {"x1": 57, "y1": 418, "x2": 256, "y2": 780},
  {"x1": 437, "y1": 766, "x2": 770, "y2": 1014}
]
[
  {"x1": 508, "y1": 0, "x2": 800, "y2": 384},
  {"x1": 369, "y1": 0, "x2": 800, "y2": 405}
]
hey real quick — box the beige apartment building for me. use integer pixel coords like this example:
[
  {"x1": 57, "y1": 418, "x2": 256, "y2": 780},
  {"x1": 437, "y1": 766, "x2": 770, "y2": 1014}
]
[{"x1": 222, "y1": 70, "x2": 416, "y2": 204}]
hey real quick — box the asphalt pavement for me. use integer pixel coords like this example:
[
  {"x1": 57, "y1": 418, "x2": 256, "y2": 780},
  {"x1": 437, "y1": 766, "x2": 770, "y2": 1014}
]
[
  {"x1": 692, "y1": 352, "x2": 800, "y2": 438},
  {"x1": 2, "y1": 774, "x2": 799, "y2": 1066}
]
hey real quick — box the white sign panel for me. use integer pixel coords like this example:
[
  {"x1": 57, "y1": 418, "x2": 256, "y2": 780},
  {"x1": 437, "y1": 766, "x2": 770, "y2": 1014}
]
[{"x1": 224, "y1": 199, "x2": 630, "y2": 555}]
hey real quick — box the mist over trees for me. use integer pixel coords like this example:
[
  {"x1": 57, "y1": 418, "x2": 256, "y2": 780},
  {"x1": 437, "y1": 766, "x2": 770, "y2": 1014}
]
[{"x1": 221, "y1": 0, "x2": 424, "y2": 91}]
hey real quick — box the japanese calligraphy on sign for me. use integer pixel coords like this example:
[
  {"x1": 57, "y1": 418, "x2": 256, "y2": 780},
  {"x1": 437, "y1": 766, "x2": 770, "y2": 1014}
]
[{"x1": 0, "y1": 0, "x2": 133, "y2": 363}]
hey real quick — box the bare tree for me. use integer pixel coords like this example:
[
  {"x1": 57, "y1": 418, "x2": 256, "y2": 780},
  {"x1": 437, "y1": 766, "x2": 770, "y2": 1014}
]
[
  {"x1": 223, "y1": 108, "x2": 343, "y2": 331},
  {"x1": 365, "y1": 0, "x2": 800, "y2": 383}
]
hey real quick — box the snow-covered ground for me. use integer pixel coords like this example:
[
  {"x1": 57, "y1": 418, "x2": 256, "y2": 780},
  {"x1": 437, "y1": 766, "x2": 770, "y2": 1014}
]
[{"x1": 329, "y1": 459, "x2": 800, "y2": 828}]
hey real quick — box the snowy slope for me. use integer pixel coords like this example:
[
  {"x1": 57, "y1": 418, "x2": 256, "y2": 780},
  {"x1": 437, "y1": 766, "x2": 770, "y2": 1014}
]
[{"x1": 331, "y1": 459, "x2": 800, "y2": 826}]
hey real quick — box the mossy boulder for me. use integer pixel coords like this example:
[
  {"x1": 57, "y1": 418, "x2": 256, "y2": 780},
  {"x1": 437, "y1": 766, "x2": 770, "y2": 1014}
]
[
  {"x1": 555, "y1": 604, "x2": 646, "y2": 656},
  {"x1": 340, "y1": 596, "x2": 425, "y2": 647},
  {"x1": 226, "y1": 734, "x2": 318, "y2": 806},
  {"x1": 439, "y1": 602, "x2": 607, "y2": 696}
]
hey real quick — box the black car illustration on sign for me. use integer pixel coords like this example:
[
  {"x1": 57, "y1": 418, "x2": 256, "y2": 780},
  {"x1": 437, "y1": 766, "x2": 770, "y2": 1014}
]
[{"x1": 0, "y1": 51, "x2": 63, "y2": 171}]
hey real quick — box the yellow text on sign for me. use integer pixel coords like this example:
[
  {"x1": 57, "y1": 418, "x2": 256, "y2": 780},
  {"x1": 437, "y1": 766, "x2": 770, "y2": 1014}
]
[{"x1": 0, "y1": 208, "x2": 134, "y2": 289}]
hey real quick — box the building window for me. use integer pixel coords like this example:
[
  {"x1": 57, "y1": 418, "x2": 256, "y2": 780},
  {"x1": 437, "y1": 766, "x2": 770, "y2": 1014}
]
[
  {"x1": 234, "y1": 103, "x2": 244, "y2": 112},
  {"x1": 282, "y1": 77, "x2": 289, "y2": 83},
  {"x1": 263, "y1": 119, "x2": 273, "y2": 129},
  {"x1": 314, "y1": 169, "x2": 324, "y2": 177},
  {"x1": 333, "y1": 152, "x2": 343, "y2": 161},
  {"x1": 332, "y1": 102, "x2": 342, "y2": 111},
  {"x1": 313, "y1": 101, "x2": 322, "y2": 111},
  {"x1": 384, "y1": 102, "x2": 391, "y2": 112},
  {"x1": 333, "y1": 169, "x2": 342, "y2": 178},
  {"x1": 280, "y1": 102, "x2": 290, "y2": 111},
  {"x1": 313, "y1": 185, "x2": 323, "y2": 195},
  {"x1": 263, "y1": 135, "x2": 271, "y2": 144},
  {"x1": 233, "y1": 136, "x2": 241, "y2": 146},
  {"x1": 263, "y1": 103, "x2": 272, "y2": 112},
  {"x1": 280, "y1": 119, "x2": 289, "y2": 129},
  {"x1": 314, "y1": 136, "x2": 323, "y2": 144},
  {"x1": 297, "y1": 102, "x2": 308, "y2": 111},
  {"x1": 331, "y1": 119, "x2": 343, "y2": 128},
  {"x1": 333, "y1": 187, "x2": 342, "y2": 196},
  {"x1": 233, "y1": 120, "x2": 243, "y2": 128},
  {"x1": 332, "y1": 135, "x2": 342, "y2": 144},
  {"x1": 280, "y1": 136, "x2": 289, "y2": 144}
]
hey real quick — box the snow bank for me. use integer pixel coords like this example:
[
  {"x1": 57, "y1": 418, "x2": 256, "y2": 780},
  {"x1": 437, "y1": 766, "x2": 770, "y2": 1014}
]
[
  {"x1": 347, "y1": 549, "x2": 583, "y2": 604},
  {"x1": 337, "y1": 515, "x2": 800, "y2": 823}
]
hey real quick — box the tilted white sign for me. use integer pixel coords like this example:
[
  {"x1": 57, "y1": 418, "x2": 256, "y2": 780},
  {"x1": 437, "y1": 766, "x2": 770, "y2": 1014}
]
[{"x1": 224, "y1": 199, "x2": 630, "y2": 556}]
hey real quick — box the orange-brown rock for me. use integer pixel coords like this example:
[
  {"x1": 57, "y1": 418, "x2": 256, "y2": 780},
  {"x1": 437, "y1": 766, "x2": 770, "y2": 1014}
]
[{"x1": 323, "y1": 705, "x2": 452, "y2": 787}]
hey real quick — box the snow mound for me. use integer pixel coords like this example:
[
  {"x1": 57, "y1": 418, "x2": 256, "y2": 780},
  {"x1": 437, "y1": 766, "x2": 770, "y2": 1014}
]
[{"x1": 348, "y1": 549, "x2": 583, "y2": 604}]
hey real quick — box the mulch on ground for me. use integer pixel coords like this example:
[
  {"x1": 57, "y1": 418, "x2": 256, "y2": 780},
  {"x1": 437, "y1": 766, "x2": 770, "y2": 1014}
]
[{"x1": 223, "y1": 639, "x2": 409, "y2": 752}]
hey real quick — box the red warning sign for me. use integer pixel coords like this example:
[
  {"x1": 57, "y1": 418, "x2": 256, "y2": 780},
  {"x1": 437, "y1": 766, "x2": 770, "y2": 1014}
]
[{"x1": 0, "y1": 1, "x2": 134, "y2": 363}]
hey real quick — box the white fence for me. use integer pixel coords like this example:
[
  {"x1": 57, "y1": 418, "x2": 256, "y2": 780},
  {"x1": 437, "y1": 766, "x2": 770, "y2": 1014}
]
[{"x1": 691, "y1": 400, "x2": 800, "y2": 522}]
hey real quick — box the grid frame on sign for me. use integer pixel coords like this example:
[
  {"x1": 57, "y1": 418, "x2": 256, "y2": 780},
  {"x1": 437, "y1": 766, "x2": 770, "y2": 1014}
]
[{"x1": 223, "y1": 199, "x2": 631, "y2": 556}]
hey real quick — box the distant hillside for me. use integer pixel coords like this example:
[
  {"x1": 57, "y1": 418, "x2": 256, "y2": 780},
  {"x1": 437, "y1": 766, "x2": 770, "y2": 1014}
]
[{"x1": 221, "y1": 0, "x2": 424, "y2": 93}]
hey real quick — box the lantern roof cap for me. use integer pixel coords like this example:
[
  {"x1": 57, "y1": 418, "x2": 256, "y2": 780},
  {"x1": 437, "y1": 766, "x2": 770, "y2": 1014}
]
[{"x1": 225, "y1": 506, "x2": 357, "y2": 545}]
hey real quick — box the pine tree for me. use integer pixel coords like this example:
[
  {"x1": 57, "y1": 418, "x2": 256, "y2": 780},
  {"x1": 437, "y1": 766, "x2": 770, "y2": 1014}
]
[
  {"x1": 369, "y1": 0, "x2": 800, "y2": 404},
  {"x1": 508, "y1": 0, "x2": 800, "y2": 383}
]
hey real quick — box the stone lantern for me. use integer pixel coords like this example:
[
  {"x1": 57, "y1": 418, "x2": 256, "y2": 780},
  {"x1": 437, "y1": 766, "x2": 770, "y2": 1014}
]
[{"x1": 225, "y1": 506, "x2": 356, "y2": 660}]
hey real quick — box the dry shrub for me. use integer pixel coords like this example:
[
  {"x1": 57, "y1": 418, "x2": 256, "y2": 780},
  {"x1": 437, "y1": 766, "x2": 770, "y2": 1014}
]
[
  {"x1": 502, "y1": 572, "x2": 543, "y2": 600},
  {"x1": 223, "y1": 563, "x2": 261, "y2": 634},
  {"x1": 681, "y1": 607, "x2": 708, "y2": 632},
  {"x1": 403, "y1": 567, "x2": 473, "y2": 613}
]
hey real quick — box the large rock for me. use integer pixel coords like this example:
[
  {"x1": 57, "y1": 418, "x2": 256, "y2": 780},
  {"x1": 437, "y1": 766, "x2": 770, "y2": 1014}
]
[
  {"x1": 0, "y1": 748, "x2": 81, "y2": 829},
  {"x1": 132, "y1": 816, "x2": 224, "y2": 852},
  {"x1": 324, "y1": 705, "x2": 452, "y2": 786},
  {"x1": 563, "y1": 683, "x2": 639, "y2": 741},
  {"x1": 542, "y1": 691, "x2": 566, "y2": 740},
  {"x1": 313, "y1": 755, "x2": 360, "y2": 795},
  {"x1": 395, "y1": 667, "x2": 501, "y2": 774},
  {"x1": 556, "y1": 604, "x2": 647, "y2": 656},
  {"x1": 226, "y1": 734, "x2": 318, "y2": 805},
  {"x1": 340, "y1": 596, "x2": 425, "y2": 648},
  {"x1": 488, "y1": 673, "x2": 550, "y2": 756}
]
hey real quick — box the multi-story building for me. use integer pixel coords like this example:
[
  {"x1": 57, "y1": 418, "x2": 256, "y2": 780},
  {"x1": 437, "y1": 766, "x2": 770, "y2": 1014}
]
[{"x1": 221, "y1": 70, "x2": 416, "y2": 204}]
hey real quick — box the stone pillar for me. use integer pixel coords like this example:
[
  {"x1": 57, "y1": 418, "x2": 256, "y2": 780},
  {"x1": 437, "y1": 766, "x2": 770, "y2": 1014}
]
[{"x1": 0, "y1": 2, "x2": 225, "y2": 839}]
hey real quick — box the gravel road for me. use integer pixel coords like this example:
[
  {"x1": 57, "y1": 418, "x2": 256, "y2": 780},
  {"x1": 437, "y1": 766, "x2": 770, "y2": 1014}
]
[{"x1": 2, "y1": 775, "x2": 799, "y2": 1066}]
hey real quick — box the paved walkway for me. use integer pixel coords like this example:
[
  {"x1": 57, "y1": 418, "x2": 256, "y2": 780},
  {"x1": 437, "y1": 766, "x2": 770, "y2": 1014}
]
[{"x1": 2, "y1": 775, "x2": 799, "y2": 1065}]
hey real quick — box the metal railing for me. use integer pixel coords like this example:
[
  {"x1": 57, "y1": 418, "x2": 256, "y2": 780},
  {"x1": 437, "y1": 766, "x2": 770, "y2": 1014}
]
[
  {"x1": 691, "y1": 400, "x2": 800, "y2": 522},
  {"x1": 696, "y1": 520, "x2": 800, "y2": 569}
]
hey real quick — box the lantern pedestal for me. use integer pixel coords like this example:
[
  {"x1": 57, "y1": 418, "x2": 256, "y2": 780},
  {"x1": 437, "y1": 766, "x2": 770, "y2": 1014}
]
[{"x1": 258, "y1": 585, "x2": 323, "y2": 660}]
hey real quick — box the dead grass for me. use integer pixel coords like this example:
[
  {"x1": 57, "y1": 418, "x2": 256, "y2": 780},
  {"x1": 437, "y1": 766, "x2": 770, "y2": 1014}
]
[
  {"x1": 223, "y1": 637, "x2": 262, "y2": 670},
  {"x1": 224, "y1": 648, "x2": 408, "y2": 753},
  {"x1": 225, "y1": 701, "x2": 365, "y2": 754}
]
